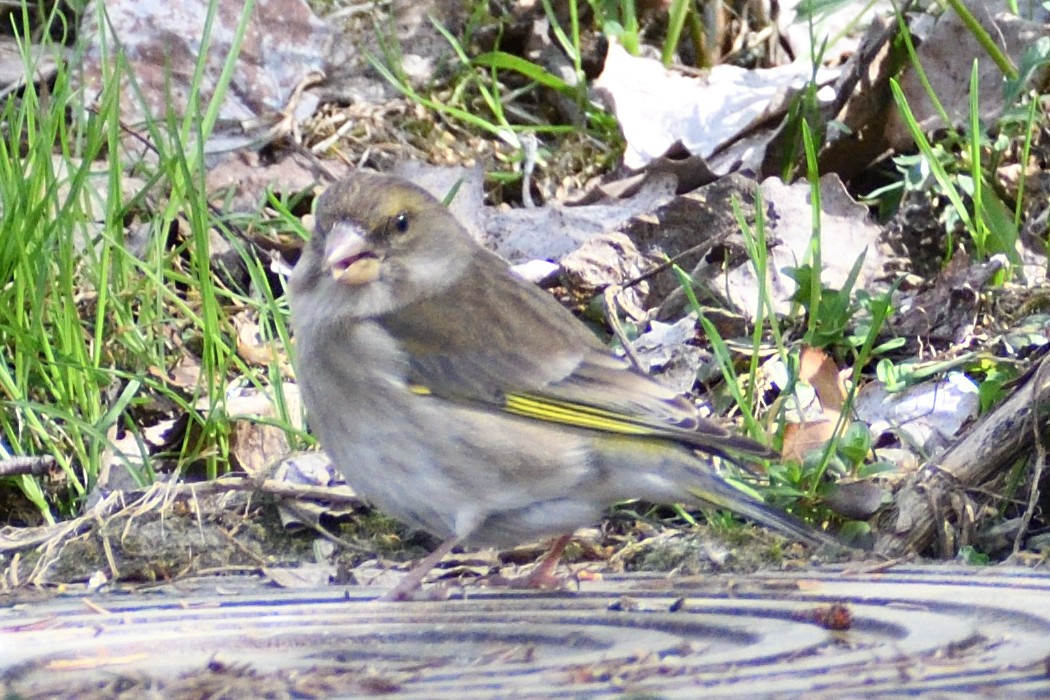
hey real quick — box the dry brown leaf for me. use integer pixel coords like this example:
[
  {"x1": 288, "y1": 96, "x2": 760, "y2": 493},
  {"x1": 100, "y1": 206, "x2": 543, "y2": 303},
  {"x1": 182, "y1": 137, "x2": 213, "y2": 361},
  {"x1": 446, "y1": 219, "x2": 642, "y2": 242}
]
[
  {"x1": 799, "y1": 346, "x2": 847, "y2": 412},
  {"x1": 781, "y1": 414, "x2": 841, "y2": 463},
  {"x1": 227, "y1": 384, "x2": 303, "y2": 477},
  {"x1": 230, "y1": 418, "x2": 290, "y2": 477},
  {"x1": 780, "y1": 347, "x2": 848, "y2": 462}
]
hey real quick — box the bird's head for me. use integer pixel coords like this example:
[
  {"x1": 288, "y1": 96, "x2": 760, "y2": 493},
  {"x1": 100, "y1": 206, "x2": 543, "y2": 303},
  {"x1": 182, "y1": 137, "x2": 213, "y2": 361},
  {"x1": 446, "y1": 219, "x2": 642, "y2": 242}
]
[{"x1": 290, "y1": 172, "x2": 472, "y2": 320}]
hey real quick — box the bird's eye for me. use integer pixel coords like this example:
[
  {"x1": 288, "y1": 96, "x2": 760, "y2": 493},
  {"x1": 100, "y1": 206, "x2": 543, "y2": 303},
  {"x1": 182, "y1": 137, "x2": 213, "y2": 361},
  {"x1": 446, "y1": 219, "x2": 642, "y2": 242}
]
[{"x1": 393, "y1": 211, "x2": 410, "y2": 233}]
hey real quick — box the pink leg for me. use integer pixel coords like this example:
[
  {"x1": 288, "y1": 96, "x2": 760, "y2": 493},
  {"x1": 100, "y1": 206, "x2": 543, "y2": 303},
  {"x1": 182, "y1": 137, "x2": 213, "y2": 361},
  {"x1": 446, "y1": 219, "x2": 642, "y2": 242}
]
[
  {"x1": 379, "y1": 536, "x2": 459, "y2": 602},
  {"x1": 517, "y1": 534, "x2": 572, "y2": 589}
]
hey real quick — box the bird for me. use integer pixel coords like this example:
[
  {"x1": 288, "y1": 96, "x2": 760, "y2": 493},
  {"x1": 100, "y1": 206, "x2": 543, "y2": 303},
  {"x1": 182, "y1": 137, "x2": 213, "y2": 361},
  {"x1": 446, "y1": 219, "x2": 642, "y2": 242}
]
[{"x1": 287, "y1": 171, "x2": 838, "y2": 600}]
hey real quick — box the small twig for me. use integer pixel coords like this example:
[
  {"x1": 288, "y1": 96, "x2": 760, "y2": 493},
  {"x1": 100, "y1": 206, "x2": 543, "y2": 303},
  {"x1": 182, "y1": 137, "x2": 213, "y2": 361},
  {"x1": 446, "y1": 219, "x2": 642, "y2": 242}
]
[
  {"x1": 81, "y1": 598, "x2": 112, "y2": 615},
  {"x1": 217, "y1": 526, "x2": 270, "y2": 566},
  {"x1": 214, "y1": 476, "x2": 362, "y2": 504},
  {"x1": 0, "y1": 478, "x2": 359, "y2": 567},
  {"x1": 98, "y1": 523, "x2": 121, "y2": 581},
  {"x1": 876, "y1": 353, "x2": 1050, "y2": 557},
  {"x1": 280, "y1": 501, "x2": 374, "y2": 553},
  {"x1": 6, "y1": 552, "x2": 20, "y2": 588},
  {"x1": 184, "y1": 565, "x2": 262, "y2": 577},
  {"x1": 842, "y1": 556, "x2": 910, "y2": 575},
  {"x1": 254, "y1": 70, "x2": 325, "y2": 146},
  {"x1": 618, "y1": 237, "x2": 721, "y2": 291},
  {"x1": 310, "y1": 115, "x2": 358, "y2": 154},
  {"x1": 603, "y1": 286, "x2": 646, "y2": 373},
  {"x1": 1014, "y1": 357, "x2": 1050, "y2": 553},
  {"x1": 0, "y1": 455, "x2": 57, "y2": 477},
  {"x1": 520, "y1": 133, "x2": 538, "y2": 209}
]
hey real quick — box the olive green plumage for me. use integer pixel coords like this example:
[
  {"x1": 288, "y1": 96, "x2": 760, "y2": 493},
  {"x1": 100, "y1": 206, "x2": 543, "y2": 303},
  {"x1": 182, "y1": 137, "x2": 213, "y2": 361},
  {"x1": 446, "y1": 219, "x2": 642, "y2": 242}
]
[{"x1": 288, "y1": 172, "x2": 836, "y2": 593}]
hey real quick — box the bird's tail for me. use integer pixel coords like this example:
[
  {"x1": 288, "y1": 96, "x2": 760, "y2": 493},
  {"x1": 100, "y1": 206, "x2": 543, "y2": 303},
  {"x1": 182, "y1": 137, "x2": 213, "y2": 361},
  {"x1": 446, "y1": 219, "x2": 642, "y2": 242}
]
[
  {"x1": 590, "y1": 434, "x2": 843, "y2": 549},
  {"x1": 685, "y1": 479, "x2": 842, "y2": 549}
]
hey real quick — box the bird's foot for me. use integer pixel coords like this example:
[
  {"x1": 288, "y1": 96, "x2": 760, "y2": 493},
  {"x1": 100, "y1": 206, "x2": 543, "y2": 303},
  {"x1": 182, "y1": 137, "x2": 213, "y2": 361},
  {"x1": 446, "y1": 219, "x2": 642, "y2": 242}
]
[
  {"x1": 379, "y1": 581, "x2": 457, "y2": 602},
  {"x1": 376, "y1": 536, "x2": 460, "y2": 602},
  {"x1": 484, "y1": 534, "x2": 574, "y2": 590},
  {"x1": 483, "y1": 567, "x2": 570, "y2": 591}
]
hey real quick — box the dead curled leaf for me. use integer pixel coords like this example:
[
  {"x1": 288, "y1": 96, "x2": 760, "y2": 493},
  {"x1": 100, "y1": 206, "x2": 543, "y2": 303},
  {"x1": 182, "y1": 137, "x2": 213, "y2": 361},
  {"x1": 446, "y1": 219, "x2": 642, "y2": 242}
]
[
  {"x1": 560, "y1": 232, "x2": 651, "y2": 321},
  {"x1": 780, "y1": 347, "x2": 848, "y2": 463},
  {"x1": 792, "y1": 603, "x2": 854, "y2": 631}
]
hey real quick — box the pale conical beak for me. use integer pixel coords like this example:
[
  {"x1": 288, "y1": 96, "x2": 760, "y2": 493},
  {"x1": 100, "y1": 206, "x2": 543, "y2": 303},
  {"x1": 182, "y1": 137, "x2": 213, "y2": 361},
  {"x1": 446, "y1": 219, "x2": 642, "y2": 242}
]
[{"x1": 324, "y1": 222, "x2": 381, "y2": 285}]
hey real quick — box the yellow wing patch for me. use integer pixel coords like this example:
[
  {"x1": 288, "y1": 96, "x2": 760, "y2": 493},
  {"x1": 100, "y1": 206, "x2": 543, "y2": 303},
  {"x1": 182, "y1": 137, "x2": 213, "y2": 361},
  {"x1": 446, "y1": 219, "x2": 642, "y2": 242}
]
[
  {"x1": 502, "y1": 392, "x2": 660, "y2": 436},
  {"x1": 409, "y1": 382, "x2": 655, "y2": 434}
]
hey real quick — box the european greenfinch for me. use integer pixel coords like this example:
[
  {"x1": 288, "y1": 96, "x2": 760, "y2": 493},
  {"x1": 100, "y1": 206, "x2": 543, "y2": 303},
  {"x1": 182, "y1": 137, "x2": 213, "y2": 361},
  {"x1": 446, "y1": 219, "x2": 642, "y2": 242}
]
[{"x1": 288, "y1": 171, "x2": 837, "y2": 600}]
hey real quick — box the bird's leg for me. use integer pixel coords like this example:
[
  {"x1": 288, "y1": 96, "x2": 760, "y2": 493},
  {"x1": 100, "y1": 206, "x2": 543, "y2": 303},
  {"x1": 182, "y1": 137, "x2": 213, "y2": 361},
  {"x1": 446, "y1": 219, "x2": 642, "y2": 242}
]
[
  {"x1": 379, "y1": 536, "x2": 460, "y2": 602},
  {"x1": 481, "y1": 534, "x2": 574, "y2": 590},
  {"x1": 518, "y1": 534, "x2": 573, "y2": 588},
  {"x1": 380, "y1": 534, "x2": 574, "y2": 599}
]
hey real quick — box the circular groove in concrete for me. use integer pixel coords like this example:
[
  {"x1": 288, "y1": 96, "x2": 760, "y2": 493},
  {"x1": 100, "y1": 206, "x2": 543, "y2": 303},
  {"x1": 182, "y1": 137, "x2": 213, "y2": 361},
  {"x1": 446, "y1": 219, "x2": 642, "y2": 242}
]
[{"x1": 3, "y1": 566, "x2": 1050, "y2": 698}]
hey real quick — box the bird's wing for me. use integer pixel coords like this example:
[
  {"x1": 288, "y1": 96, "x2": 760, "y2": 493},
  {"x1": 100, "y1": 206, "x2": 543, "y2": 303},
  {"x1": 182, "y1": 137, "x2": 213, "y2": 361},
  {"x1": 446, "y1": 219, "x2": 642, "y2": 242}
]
[{"x1": 380, "y1": 253, "x2": 771, "y2": 459}]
